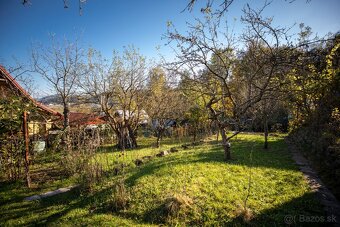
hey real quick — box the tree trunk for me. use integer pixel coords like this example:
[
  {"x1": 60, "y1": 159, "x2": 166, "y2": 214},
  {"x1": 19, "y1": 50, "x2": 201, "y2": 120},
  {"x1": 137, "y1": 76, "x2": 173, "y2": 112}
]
[
  {"x1": 216, "y1": 130, "x2": 219, "y2": 142},
  {"x1": 117, "y1": 128, "x2": 126, "y2": 151},
  {"x1": 62, "y1": 102, "x2": 71, "y2": 150},
  {"x1": 116, "y1": 126, "x2": 138, "y2": 150},
  {"x1": 220, "y1": 127, "x2": 231, "y2": 161},
  {"x1": 63, "y1": 102, "x2": 70, "y2": 129},
  {"x1": 128, "y1": 126, "x2": 137, "y2": 148},
  {"x1": 156, "y1": 128, "x2": 164, "y2": 148},
  {"x1": 193, "y1": 125, "x2": 197, "y2": 142},
  {"x1": 264, "y1": 115, "x2": 269, "y2": 149},
  {"x1": 156, "y1": 134, "x2": 161, "y2": 148}
]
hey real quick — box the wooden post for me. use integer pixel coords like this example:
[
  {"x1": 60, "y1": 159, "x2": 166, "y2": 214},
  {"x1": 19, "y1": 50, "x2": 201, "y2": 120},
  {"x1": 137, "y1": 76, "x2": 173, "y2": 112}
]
[{"x1": 23, "y1": 111, "x2": 31, "y2": 188}]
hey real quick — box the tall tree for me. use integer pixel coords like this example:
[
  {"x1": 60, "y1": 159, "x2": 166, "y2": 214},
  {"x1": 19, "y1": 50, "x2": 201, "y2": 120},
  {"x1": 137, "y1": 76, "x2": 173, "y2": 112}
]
[
  {"x1": 80, "y1": 46, "x2": 147, "y2": 150},
  {"x1": 166, "y1": 3, "x2": 289, "y2": 160},
  {"x1": 31, "y1": 36, "x2": 85, "y2": 130}
]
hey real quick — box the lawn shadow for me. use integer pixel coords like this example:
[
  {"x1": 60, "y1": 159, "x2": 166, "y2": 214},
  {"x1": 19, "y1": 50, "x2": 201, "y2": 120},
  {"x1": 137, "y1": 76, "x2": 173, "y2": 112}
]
[
  {"x1": 229, "y1": 192, "x2": 325, "y2": 226},
  {"x1": 0, "y1": 181, "x2": 31, "y2": 206},
  {"x1": 0, "y1": 187, "x2": 80, "y2": 225},
  {"x1": 1, "y1": 179, "x2": 156, "y2": 226},
  {"x1": 7, "y1": 186, "x2": 113, "y2": 225},
  {"x1": 1, "y1": 181, "x2": 324, "y2": 226},
  {"x1": 0, "y1": 181, "x2": 109, "y2": 225}
]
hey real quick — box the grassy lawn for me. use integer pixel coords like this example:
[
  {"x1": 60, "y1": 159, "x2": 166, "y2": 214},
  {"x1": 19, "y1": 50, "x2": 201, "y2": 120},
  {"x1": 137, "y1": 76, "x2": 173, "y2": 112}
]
[{"x1": 0, "y1": 134, "x2": 324, "y2": 226}]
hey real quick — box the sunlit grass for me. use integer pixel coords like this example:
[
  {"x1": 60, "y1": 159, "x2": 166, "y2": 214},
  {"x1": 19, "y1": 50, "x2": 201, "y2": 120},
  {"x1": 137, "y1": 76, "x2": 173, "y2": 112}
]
[{"x1": 0, "y1": 133, "x2": 323, "y2": 226}]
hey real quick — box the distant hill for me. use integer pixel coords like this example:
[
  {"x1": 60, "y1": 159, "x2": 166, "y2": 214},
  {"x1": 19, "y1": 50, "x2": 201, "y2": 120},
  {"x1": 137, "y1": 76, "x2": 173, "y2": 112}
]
[
  {"x1": 39, "y1": 94, "x2": 87, "y2": 105},
  {"x1": 39, "y1": 94, "x2": 101, "y2": 113},
  {"x1": 39, "y1": 94, "x2": 62, "y2": 105}
]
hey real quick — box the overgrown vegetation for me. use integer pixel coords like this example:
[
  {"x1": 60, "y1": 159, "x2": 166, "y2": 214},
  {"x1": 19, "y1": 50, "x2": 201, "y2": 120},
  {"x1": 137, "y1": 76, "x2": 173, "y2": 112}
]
[
  {"x1": 0, "y1": 96, "x2": 34, "y2": 183},
  {"x1": 287, "y1": 36, "x2": 340, "y2": 199}
]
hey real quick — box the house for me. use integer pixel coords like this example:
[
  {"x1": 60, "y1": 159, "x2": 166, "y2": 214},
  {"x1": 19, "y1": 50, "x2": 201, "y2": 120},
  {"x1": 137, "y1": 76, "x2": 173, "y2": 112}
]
[{"x1": 0, "y1": 65, "x2": 62, "y2": 139}]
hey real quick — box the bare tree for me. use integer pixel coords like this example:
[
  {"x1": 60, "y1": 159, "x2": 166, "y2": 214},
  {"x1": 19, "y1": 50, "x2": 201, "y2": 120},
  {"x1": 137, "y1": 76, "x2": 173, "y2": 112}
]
[
  {"x1": 184, "y1": 0, "x2": 234, "y2": 18},
  {"x1": 166, "y1": 3, "x2": 289, "y2": 160},
  {"x1": 31, "y1": 36, "x2": 85, "y2": 130},
  {"x1": 80, "y1": 46, "x2": 147, "y2": 150},
  {"x1": 0, "y1": 58, "x2": 37, "y2": 97}
]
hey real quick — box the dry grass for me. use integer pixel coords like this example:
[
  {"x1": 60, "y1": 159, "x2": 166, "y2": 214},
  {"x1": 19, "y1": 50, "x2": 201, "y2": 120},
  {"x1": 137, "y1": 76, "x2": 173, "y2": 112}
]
[
  {"x1": 108, "y1": 180, "x2": 131, "y2": 212},
  {"x1": 234, "y1": 203, "x2": 254, "y2": 223},
  {"x1": 164, "y1": 194, "x2": 193, "y2": 221}
]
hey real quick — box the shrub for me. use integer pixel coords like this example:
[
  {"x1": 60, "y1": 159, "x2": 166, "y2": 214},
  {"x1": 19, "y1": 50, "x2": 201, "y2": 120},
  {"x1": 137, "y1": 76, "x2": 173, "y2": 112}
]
[{"x1": 78, "y1": 160, "x2": 104, "y2": 192}]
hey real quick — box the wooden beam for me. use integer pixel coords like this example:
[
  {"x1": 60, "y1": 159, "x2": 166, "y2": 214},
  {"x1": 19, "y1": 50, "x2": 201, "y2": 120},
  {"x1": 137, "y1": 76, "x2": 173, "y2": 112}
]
[{"x1": 23, "y1": 111, "x2": 31, "y2": 188}]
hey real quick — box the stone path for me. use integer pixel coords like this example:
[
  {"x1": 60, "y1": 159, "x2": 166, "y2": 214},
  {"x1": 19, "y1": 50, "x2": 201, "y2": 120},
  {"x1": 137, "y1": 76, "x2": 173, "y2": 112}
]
[
  {"x1": 24, "y1": 185, "x2": 78, "y2": 201},
  {"x1": 289, "y1": 142, "x2": 340, "y2": 226}
]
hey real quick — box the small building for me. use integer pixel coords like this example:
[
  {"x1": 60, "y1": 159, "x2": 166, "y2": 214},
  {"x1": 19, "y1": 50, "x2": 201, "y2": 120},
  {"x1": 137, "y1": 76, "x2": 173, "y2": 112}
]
[{"x1": 0, "y1": 65, "x2": 62, "y2": 141}]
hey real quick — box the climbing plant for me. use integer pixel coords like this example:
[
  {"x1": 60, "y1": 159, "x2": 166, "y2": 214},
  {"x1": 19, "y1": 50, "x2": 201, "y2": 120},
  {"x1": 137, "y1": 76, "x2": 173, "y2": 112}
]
[{"x1": 0, "y1": 96, "x2": 34, "y2": 181}]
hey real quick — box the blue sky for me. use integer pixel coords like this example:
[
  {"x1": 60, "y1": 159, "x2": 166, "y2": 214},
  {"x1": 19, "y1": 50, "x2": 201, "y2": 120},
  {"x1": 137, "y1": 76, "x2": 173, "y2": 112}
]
[{"x1": 0, "y1": 0, "x2": 339, "y2": 96}]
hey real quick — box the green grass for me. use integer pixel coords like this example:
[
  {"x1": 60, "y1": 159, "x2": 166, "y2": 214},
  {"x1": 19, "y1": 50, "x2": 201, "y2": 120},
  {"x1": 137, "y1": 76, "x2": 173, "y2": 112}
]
[{"x1": 0, "y1": 133, "x2": 324, "y2": 226}]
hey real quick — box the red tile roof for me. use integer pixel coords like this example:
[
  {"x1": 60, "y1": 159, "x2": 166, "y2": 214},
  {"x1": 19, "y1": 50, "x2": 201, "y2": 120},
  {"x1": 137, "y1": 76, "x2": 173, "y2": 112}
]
[
  {"x1": 69, "y1": 112, "x2": 106, "y2": 126},
  {"x1": 0, "y1": 65, "x2": 62, "y2": 117}
]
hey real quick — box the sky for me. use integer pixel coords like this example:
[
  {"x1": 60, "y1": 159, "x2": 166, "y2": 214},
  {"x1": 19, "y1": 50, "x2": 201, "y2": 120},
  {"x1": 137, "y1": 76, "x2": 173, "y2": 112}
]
[{"x1": 0, "y1": 0, "x2": 339, "y2": 97}]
